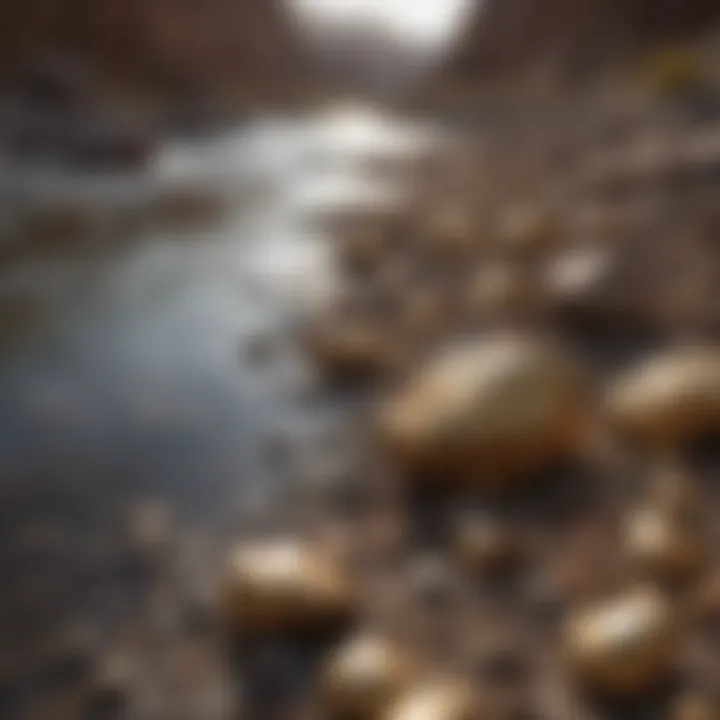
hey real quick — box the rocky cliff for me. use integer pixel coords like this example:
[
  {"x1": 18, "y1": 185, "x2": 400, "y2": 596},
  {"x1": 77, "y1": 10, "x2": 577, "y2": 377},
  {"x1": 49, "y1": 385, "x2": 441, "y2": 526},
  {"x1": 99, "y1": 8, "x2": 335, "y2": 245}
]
[
  {"x1": 447, "y1": 0, "x2": 720, "y2": 80},
  {"x1": 0, "y1": 0, "x2": 305, "y2": 103}
]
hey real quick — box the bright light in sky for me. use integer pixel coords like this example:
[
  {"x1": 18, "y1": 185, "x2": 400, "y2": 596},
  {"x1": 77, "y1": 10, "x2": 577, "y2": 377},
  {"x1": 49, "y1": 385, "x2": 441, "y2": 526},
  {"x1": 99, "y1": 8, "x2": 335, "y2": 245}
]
[{"x1": 292, "y1": 0, "x2": 476, "y2": 46}]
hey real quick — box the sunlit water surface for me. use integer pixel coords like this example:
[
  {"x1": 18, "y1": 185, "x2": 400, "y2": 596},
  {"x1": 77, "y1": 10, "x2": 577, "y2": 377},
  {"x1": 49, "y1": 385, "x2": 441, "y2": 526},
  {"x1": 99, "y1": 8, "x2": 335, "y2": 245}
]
[{"x1": 0, "y1": 106, "x2": 447, "y2": 514}]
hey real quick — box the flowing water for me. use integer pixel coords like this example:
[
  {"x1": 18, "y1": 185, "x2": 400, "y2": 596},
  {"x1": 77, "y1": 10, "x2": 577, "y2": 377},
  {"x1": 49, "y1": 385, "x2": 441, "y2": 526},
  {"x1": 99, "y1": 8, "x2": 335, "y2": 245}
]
[{"x1": 0, "y1": 105, "x2": 445, "y2": 516}]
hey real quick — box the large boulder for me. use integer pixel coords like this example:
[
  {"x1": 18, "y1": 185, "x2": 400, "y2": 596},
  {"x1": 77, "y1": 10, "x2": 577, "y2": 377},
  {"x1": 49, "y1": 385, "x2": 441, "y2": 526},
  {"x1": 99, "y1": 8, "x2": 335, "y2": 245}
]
[
  {"x1": 444, "y1": 0, "x2": 720, "y2": 81},
  {"x1": 378, "y1": 333, "x2": 591, "y2": 485}
]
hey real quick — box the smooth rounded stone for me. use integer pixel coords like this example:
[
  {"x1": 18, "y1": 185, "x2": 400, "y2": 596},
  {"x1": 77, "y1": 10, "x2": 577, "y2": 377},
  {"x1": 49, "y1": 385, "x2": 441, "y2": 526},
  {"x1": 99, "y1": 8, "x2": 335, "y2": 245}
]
[
  {"x1": 146, "y1": 186, "x2": 227, "y2": 228},
  {"x1": 650, "y1": 463, "x2": 701, "y2": 523},
  {"x1": 464, "y1": 263, "x2": 541, "y2": 323},
  {"x1": 20, "y1": 202, "x2": 99, "y2": 246},
  {"x1": 337, "y1": 231, "x2": 386, "y2": 277},
  {"x1": 544, "y1": 245, "x2": 615, "y2": 313},
  {"x1": 454, "y1": 511, "x2": 520, "y2": 572},
  {"x1": 607, "y1": 346, "x2": 720, "y2": 446},
  {"x1": 672, "y1": 692, "x2": 719, "y2": 720},
  {"x1": 622, "y1": 507, "x2": 705, "y2": 583},
  {"x1": 498, "y1": 204, "x2": 562, "y2": 258},
  {"x1": 385, "y1": 680, "x2": 476, "y2": 720},
  {"x1": 398, "y1": 288, "x2": 453, "y2": 345},
  {"x1": 219, "y1": 539, "x2": 357, "y2": 634},
  {"x1": 124, "y1": 500, "x2": 175, "y2": 565},
  {"x1": 422, "y1": 205, "x2": 476, "y2": 261},
  {"x1": 378, "y1": 333, "x2": 590, "y2": 485},
  {"x1": 564, "y1": 587, "x2": 679, "y2": 695},
  {"x1": 322, "y1": 634, "x2": 413, "y2": 718},
  {"x1": 408, "y1": 555, "x2": 458, "y2": 609},
  {"x1": 692, "y1": 571, "x2": 720, "y2": 624},
  {"x1": 309, "y1": 315, "x2": 406, "y2": 380}
]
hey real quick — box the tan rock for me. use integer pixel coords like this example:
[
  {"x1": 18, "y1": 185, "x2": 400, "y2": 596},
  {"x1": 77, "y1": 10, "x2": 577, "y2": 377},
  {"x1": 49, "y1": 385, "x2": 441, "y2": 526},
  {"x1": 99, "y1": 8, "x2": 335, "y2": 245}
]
[
  {"x1": 220, "y1": 539, "x2": 356, "y2": 634},
  {"x1": 385, "y1": 680, "x2": 476, "y2": 720},
  {"x1": 423, "y1": 205, "x2": 477, "y2": 261},
  {"x1": 322, "y1": 634, "x2": 413, "y2": 718},
  {"x1": 454, "y1": 512, "x2": 520, "y2": 572},
  {"x1": 564, "y1": 587, "x2": 679, "y2": 695},
  {"x1": 607, "y1": 347, "x2": 720, "y2": 445},
  {"x1": 378, "y1": 334, "x2": 590, "y2": 485},
  {"x1": 338, "y1": 231, "x2": 386, "y2": 277},
  {"x1": 544, "y1": 245, "x2": 614, "y2": 309},
  {"x1": 499, "y1": 204, "x2": 562, "y2": 257},
  {"x1": 622, "y1": 507, "x2": 704, "y2": 583},
  {"x1": 309, "y1": 317, "x2": 403, "y2": 380},
  {"x1": 672, "y1": 692, "x2": 719, "y2": 720},
  {"x1": 464, "y1": 262, "x2": 540, "y2": 322}
]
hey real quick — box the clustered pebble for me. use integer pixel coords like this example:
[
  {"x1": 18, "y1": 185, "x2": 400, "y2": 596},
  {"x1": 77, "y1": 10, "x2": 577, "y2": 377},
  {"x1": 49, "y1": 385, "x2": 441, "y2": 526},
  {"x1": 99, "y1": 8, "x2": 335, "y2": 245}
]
[{"x1": 220, "y1": 105, "x2": 720, "y2": 719}]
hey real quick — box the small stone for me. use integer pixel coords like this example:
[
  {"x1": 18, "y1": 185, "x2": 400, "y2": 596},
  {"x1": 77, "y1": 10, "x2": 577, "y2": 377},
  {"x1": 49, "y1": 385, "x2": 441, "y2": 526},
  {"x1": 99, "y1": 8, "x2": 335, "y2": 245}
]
[
  {"x1": 499, "y1": 204, "x2": 562, "y2": 258},
  {"x1": 454, "y1": 512, "x2": 520, "y2": 572},
  {"x1": 423, "y1": 205, "x2": 476, "y2": 261},
  {"x1": 607, "y1": 346, "x2": 720, "y2": 446},
  {"x1": 544, "y1": 244, "x2": 616, "y2": 322},
  {"x1": 564, "y1": 587, "x2": 679, "y2": 695},
  {"x1": 672, "y1": 692, "x2": 718, "y2": 720},
  {"x1": 125, "y1": 500, "x2": 174, "y2": 561},
  {"x1": 309, "y1": 316, "x2": 403, "y2": 380},
  {"x1": 471, "y1": 638, "x2": 529, "y2": 686},
  {"x1": 464, "y1": 263, "x2": 541, "y2": 323},
  {"x1": 399, "y1": 288, "x2": 452, "y2": 344},
  {"x1": 651, "y1": 463, "x2": 701, "y2": 523},
  {"x1": 338, "y1": 231, "x2": 385, "y2": 277},
  {"x1": 622, "y1": 507, "x2": 705, "y2": 583},
  {"x1": 322, "y1": 634, "x2": 413, "y2": 718},
  {"x1": 408, "y1": 554, "x2": 457, "y2": 610},
  {"x1": 692, "y1": 571, "x2": 720, "y2": 625},
  {"x1": 220, "y1": 539, "x2": 356, "y2": 634},
  {"x1": 378, "y1": 333, "x2": 590, "y2": 485},
  {"x1": 386, "y1": 680, "x2": 476, "y2": 720}
]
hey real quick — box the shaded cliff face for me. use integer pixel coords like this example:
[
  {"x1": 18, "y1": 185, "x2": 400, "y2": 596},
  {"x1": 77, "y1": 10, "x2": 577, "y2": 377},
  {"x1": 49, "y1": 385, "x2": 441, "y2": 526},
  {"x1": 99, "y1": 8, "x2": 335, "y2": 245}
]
[
  {"x1": 0, "y1": 0, "x2": 305, "y2": 103},
  {"x1": 447, "y1": 0, "x2": 720, "y2": 80}
]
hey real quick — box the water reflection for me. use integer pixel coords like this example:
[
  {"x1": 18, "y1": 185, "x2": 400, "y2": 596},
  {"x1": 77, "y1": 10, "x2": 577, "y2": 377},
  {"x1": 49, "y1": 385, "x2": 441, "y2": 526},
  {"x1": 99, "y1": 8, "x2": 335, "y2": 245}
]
[{"x1": 0, "y1": 105, "x2": 442, "y2": 514}]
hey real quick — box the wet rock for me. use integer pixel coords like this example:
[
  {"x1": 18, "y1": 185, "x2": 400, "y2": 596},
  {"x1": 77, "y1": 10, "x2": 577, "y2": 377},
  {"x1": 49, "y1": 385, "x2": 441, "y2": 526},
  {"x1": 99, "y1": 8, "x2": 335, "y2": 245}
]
[
  {"x1": 454, "y1": 511, "x2": 520, "y2": 573},
  {"x1": 544, "y1": 244, "x2": 623, "y2": 327},
  {"x1": 62, "y1": 110, "x2": 155, "y2": 171},
  {"x1": 398, "y1": 287, "x2": 453, "y2": 346},
  {"x1": 607, "y1": 346, "x2": 720, "y2": 446},
  {"x1": 564, "y1": 587, "x2": 679, "y2": 695},
  {"x1": 649, "y1": 463, "x2": 701, "y2": 523},
  {"x1": 499, "y1": 204, "x2": 562, "y2": 259},
  {"x1": 309, "y1": 315, "x2": 405, "y2": 381},
  {"x1": 622, "y1": 507, "x2": 705, "y2": 583},
  {"x1": 322, "y1": 633, "x2": 413, "y2": 718},
  {"x1": 692, "y1": 571, "x2": 720, "y2": 625},
  {"x1": 672, "y1": 692, "x2": 719, "y2": 720},
  {"x1": 422, "y1": 205, "x2": 477, "y2": 262},
  {"x1": 337, "y1": 231, "x2": 386, "y2": 278},
  {"x1": 468, "y1": 628, "x2": 530, "y2": 687},
  {"x1": 147, "y1": 186, "x2": 227, "y2": 229},
  {"x1": 386, "y1": 680, "x2": 476, "y2": 720},
  {"x1": 125, "y1": 500, "x2": 174, "y2": 563},
  {"x1": 464, "y1": 262, "x2": 541, "y2": 324},
  {"x1": 220, "y1": 539, "x2": 357, "y2": 634},
  {"x1": 378, "y1": 333, "x2": 590, "y2": 485},
  {"x1": 408, "y1": 555, "x2": 457, "y2": 610}
]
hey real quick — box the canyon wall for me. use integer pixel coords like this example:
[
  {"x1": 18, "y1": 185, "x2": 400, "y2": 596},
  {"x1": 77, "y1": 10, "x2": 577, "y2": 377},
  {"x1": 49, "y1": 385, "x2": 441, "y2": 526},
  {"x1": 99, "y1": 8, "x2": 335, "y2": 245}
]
[
  {"x1": 446, "y1": 0, "x2": 720, "y2": 80},
  {"x1": 0, "y1": 0, "x2": 305, "y2": 103}
]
